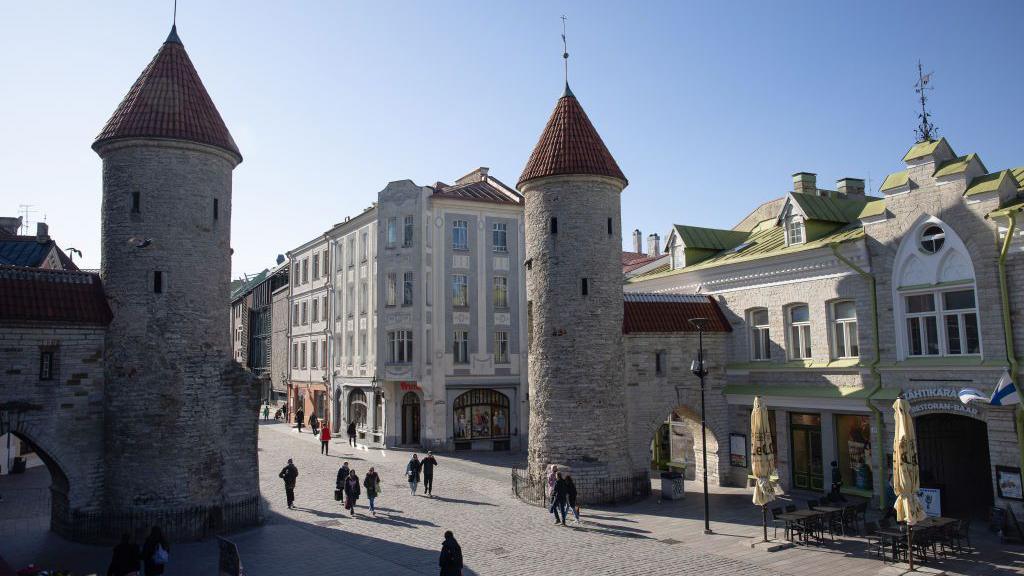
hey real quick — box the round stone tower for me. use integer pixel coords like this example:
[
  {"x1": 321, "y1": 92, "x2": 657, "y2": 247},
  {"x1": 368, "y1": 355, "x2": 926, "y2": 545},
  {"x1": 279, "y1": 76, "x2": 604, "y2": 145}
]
[
  {"x1": 519, "y1": 84, "x2": 636, "y2": 494},
  {"x1": 92, "y1": 26, "x2": 259, "y2": 540}
]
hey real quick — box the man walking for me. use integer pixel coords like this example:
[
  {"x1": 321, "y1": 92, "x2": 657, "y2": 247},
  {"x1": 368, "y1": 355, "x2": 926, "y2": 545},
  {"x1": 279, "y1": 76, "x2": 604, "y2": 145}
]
[
  {"x1": 347, "y1": 421, "x2": 357, "y2": 447},
  {"x1": 421, "y1": 451, "x2": 438, "y2": 497},
  {"x1": 438, "y1": 530, "x2": 463, "y2": 576},
  {"x1": 262, "y1": 403, "x2": 270, "y2": 422},
  {"x1": 336, "y1": 460, "x2": 350, "y2": 505},
  {"x1": 295, "y1": 406, "x2": 305, "y2": 433},
  {"x1": 406, "y1": 454, "x2": 422, "y2": 496},
  {"x1": 279, "y1": 458, "x2": 299, "y2": 509},
  {"x1": 309, "y1": 413, "x2": 320, "y2": 436}
]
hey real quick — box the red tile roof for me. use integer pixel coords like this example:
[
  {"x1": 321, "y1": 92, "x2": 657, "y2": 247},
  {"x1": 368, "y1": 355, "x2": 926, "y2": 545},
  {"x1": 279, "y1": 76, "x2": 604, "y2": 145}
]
[
  {"x1": 622, "y1": 251, "x2": 658, "y2": 273},
  {"x1": 93, "y1": 26, "x2": 241, "y2": 160},
  {"x1": 0, "y1": 266, "x2": 112, "y2": 325},
  {"x1": 432, "y1": 177, "x2": 523, "y2": 205},
  {"x1": 518, "y1": 86, "x2": 626, "y2": 187},
  {"x1": 623, "y1": 293, "x2": 731, "y2": 334}
]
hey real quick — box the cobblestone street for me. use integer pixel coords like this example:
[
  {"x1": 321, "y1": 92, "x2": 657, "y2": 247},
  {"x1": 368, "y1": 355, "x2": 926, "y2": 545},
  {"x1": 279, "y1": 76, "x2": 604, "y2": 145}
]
[{"x1": 2, "y1": 423, "x2": 1020, "y2": 575}]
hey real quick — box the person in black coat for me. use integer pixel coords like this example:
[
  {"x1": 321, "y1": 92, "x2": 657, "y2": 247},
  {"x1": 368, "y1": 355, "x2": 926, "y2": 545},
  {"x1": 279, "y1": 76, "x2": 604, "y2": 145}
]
[
  {"x1": 309, "y1": 413, "x2": 320, "y2": 435},
  {"x1": 439, "y1": 530, "x2": 463, "y2": 576},
  {"x1": 549, "y1": 472, "x2": 568, "y2": 525},
  {"x1": 106, "y1": 532, "x2": 140, "y2": 576},
  {"x1": 295, "y1": 406, "x2": 305, "y2": 432},
  {"x1": 564, "y1": 473, "x2": 580, "y2": 524},
  {"x1": 141, "y1": 526, "x2": 169, "y2": 576},
  {"x1": 344, "y1": 469, "x2": 361, "y2": 516},
  {"x1": 347, "y1": 421, "x2": 357, "y2": 446},
  {"x1": 421, "y1": 451, "x2": 438, "y2": 496},
  {"x1": 280, "y1": 458, "x2": 299, "y2": 509},
  {"x1": 406, "y1": 454, "x2": 422, "y2": 496}
]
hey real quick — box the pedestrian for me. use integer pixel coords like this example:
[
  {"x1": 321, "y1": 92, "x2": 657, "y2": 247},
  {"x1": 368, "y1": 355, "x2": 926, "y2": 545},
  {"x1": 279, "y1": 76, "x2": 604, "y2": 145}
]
[
  {"x1": 344, "y1": 469, "x2": 361, "y2": 516},
  {"x1": 406, "y1": 454, "x2": 422, "y2": 496},
  {"x1": 546, "y1": 465, "x2": 558, "y2": 501},
  {"x1": 336, "y1": 461, "x2": 350, "y2": 505},
  {"x1": 320, "y1": 422, "x2": 332, "y2": 455},
  {"x1": 829, "y1": 460, "x2": 847, "y2": 503},
  {"x1": 141, "y1": 526, "x2": 169, "y2": 575},
  {"x1": 295, "y1": 406, "x2": 305, "y2": 433},
  {"x1": 106, "y1": 532, "x2": 140, "y2": 576},
  {"x1": 364, "y1": 466, "x2": 381, "y2": 516},
  {"x1": 549, "y1": 472, "x2": 567, "y2": 525},
  {"x1": 564, "y1": 473, "x2": 580, "y2": 524},
  {"x1": 438, "y1": 530, "x2": 463, "y2": 576},
  {"x1": 262, "y1": 403, "x2": 270, "y2": 422},
  {"x1": 347, "y1": 421, "x2": 357, "y2": 447},
  {"x1": 422, "y1": 451, "x2": 438, "y2": 496},
  {"x1": 309, "y1": 413, "x2": 320, "y2": 436},
  {"x1": 279, "y1": 458, "x2": 299, "y2": 509}
]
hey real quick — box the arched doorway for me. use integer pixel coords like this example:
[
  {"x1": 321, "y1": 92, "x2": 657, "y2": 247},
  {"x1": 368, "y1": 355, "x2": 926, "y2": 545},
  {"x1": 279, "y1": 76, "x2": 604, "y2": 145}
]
[
  {"x1": 0, "y1": 431, "x2": 70, "y2": 536},
  {"x1": 401, "y1": 392, "x2": 420, "y2": 445},
  {"x1": 649, "y1": 406, "x2": 719, "y2": 483},
  {"x1": 348, "y1": 389, "x2": 367, "y2": 441},
  {"x1": 915, "y1": 413, "x2": 993, "y2": 518}
]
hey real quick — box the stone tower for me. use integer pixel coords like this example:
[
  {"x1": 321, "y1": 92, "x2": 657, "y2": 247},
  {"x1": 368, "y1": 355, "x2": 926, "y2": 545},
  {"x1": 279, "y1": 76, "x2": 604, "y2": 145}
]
[
  {"x1": 519, "y1": 84, "x2": 635, "y2": 491},
  {"x1": 93, "y1": 26, "x2": 259, "y2": 539}
]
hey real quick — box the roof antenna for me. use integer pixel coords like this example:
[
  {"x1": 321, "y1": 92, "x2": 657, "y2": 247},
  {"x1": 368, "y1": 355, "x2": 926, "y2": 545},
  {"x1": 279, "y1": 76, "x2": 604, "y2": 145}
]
[
  {"x1": 173, "y1": 0, "x2": 177, "y2": 27},
  {"x1": 561, "y1": 15, "x2": 572, "y2": 97},
  {"x1": 914, "y1": 60, "x2": 937, "y2": 142}
]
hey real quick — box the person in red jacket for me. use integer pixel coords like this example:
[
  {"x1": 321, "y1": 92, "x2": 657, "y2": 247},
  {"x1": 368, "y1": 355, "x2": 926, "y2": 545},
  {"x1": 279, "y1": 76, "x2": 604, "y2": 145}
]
[{"x1": 320, "y1": 421, "x2": 331, "y2": 455}]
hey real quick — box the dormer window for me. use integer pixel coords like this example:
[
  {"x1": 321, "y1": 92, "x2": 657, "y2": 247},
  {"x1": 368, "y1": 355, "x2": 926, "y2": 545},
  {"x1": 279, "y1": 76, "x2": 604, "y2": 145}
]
[
  {"x1": 671, "y1": 245, "x2": 684, "y2": 269},
  {"x1": 786, "y1": 217, "x2": 805, "y2": 245}
]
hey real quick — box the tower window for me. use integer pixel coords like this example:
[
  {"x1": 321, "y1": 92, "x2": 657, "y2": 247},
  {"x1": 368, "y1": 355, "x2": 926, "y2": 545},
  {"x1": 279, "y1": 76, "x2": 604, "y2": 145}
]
[
  {"x1": 581, "y1": 278, "x2": 589, "y2": 296},
  {"x1": 153, "y1": 271, "x2": 163, "y2": 294},
  {"x1": 607, "y1": 217, "x2": 612, "y2": 235},
  {"x1": 550, "y1": 217, "x2": 558, "y2": 234},
  {"x1": 213, "y1": 198, "x2": 219, "y2": 220},
  {"x1": 131, "y1": 191, "x2": 140, "y2": 214}
]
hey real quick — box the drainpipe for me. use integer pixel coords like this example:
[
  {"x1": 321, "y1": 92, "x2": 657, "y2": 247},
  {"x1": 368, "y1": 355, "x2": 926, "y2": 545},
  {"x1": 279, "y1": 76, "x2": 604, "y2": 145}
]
[
  {"x1": 992, "y1": 210, "x2": 1024, "y2": 470},
  {"x1": 830, "y1": 242, "x2": 886, "y2": 510}
]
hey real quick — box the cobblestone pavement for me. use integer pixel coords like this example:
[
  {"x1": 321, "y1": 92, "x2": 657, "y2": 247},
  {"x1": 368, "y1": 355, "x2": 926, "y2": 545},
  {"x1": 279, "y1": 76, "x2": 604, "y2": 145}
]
[{"x1": 1, "y1": 422, "x2": 1019, "y2": 575}]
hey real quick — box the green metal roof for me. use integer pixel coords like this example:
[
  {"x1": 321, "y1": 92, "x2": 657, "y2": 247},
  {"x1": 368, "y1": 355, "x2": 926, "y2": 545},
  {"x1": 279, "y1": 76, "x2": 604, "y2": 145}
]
[
  {"x1": 671, "y1": 224, "x2": 748, "y2": 250},
  {"x1": 902, "y1": 137, "x2": 950, "y2": 162},
  {"x1": 857, "y1": 198, "x2": 887, "y2": 219},
  {"x1": 1013, "y1": 167, "x2": 1024, "y2": 188},
  {"x1": 880, "y1": 170, "x2": 909, "y2": 191},
  {"x1": 789, "y1": 193, "x2": 881, "y2": 224},
  {"x1": 965, "y1": 170, "x2": 1011, "y2": 197},
  {"x1": 231, "y1": 268, "x2": 270, "y2": 301},
  {"x1": 933, "y1": 153, "x2": 984, "y2": 178}
]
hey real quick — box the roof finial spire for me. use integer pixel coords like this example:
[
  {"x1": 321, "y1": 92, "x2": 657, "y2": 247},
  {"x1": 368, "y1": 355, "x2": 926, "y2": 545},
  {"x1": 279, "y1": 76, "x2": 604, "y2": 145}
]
[
  {"x1": 561, "y1": 15, "x2": 572, "y2": 97},
  {"x1": 166, "y1": 0, "x2": 182, "y2": 44},
  {"x1": 914, "y1": 60, "x2": 937, "y2": 142}
]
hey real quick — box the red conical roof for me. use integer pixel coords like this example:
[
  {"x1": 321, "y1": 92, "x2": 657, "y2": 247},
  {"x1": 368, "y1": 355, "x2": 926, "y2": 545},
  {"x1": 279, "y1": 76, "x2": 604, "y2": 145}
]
[
  {"x1": 518, "y1": 85, "x2": 626, "y2": 188},
  {"x1": 93, "y1": 27, "x2": 241, "y2": 161}
]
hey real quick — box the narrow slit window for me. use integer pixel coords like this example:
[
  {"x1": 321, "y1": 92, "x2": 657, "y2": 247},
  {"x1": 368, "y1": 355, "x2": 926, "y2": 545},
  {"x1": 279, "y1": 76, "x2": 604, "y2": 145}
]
[
  {"x1": 581, "y1": 278, "x2": 589, "y2": 296},
  {"x1": 213, "y1": 198, "x2": 219, "y2": 220},
  {"x1": 131, "y1": 191, "x2": 140, "y2": 214},
  {"x1": 153, "y1": 271, "x2": 163, "y2": 293},
  {"x1": 550, "y1": 217, "x2": 558, "y2": 234},
  {"x1": 607, "y1": 217, "x2": 613, "y2": 235}
]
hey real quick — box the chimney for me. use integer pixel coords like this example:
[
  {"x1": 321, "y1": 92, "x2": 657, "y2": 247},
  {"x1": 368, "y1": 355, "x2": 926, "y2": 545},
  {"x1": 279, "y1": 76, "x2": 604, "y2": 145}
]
[
  {"x1": 792, "y1": 172, "x2": 817, "y2": 195},
  {"x1": 455, "y1": 167, "x2": 489, "y2": 185},
  {"x1": 36, "y1": 222, "x2": 49, "y2": 244},
  {"x1": 836, "y1": 177, "x2": 865, "y2": 197},
  {"x1": 632, "y1": 229, "x2": 642, "y2": 253},
  {"x1": 647, "y1": 233, "x2": 660, "y2": 257},
  {"x1": 0, "y1": 216, "x2": 21, "y2": 235}
]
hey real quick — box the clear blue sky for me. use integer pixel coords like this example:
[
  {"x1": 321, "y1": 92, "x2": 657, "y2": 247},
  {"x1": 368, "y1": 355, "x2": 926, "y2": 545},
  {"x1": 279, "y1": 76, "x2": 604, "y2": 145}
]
[{"x1": 2, "y1": 1, "x2": 1022, "y2": 274}]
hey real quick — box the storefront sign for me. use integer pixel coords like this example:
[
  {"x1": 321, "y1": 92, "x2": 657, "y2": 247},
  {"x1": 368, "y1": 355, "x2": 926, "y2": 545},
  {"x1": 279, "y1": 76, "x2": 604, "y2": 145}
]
[
  {"x1": 916, "y1": 488, "x2": 941, "y2": 517},
  {"x1": 400, "y1": 382, "x2": 421, "y2": 392},
  {"x1": 904, "y1": 387, "x2": 979, "y2": 417}
]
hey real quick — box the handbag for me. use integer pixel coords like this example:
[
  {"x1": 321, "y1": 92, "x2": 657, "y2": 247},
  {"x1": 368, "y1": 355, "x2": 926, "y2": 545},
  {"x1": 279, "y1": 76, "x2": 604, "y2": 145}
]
[
  {"x1": 153, "y1": 543, "x2": 169, "y2": 565},
  {"x1": 334, "y1": 488, "x2": 343, "y2": 501},
  {"x1": 376, "y1": 478, "x2": 382, "y2": 495}
]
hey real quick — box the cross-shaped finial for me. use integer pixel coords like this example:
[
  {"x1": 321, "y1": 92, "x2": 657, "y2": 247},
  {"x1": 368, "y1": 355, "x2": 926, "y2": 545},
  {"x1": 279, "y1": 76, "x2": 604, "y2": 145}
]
[{"x1": 561, "y1": 15, "x2": 569, "y2": 86}]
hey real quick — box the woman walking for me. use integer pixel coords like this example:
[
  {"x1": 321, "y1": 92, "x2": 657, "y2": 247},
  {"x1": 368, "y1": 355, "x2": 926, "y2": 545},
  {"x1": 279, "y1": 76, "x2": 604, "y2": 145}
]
[
  {"x1": 438, "y1": 530, "x2": 463, "y2": 576},
  {"x1": 141, "y1": 526, "x2": 169, "y2": 575},
  {"x1": 406, "y1": 454, "x2": 422, "y2": 496},
  {"x1": 320, "y1": 423, "x2": 332, "y2": 455},
  {"x1": 344, "y1": 469, "x2": 361, "y2": 516},
  {"x1": 363, "y1": 466, "x2": 381, "y2": 516},
  {"x1": 565, "y1": 473, "x2": 580, "y2": 524}
]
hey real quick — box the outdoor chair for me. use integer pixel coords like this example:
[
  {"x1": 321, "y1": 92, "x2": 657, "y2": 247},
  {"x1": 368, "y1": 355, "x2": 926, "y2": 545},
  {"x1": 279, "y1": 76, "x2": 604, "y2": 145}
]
[
  {"x1": 853, "y1": 501, "x2": 868, "y2": 533},
  {"x1": 951, "y1": 519, "x2": 971, "y2": 553},
  {"x1": 839, "y1": 505, "x2": 857, "y2": 535},
  {"x1": 770, "y1": 507, "x2": 786, "y2": 539},
  {"x1": 863, "y1": 521, "x2": 885, "y2": 559}
]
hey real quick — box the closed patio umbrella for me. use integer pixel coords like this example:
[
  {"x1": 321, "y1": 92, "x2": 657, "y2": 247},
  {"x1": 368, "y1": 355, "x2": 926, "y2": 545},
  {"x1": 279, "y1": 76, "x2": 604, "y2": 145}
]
[
  {"x1": 750, "y1": 396, "x2": 777, "y2": 541},
  {"x1": 892, "y1": 395, "x2": 927, "y2": 569}
]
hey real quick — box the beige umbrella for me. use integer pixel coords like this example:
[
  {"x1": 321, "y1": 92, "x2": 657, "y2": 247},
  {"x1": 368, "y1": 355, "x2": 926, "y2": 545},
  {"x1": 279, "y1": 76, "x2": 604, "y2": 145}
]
[
  {"x1": 750, "y1": 396, "x2": 777, "y2": 541},
  {"x1": 892, "y1": 396, "x2": 927, "y2": 569}
]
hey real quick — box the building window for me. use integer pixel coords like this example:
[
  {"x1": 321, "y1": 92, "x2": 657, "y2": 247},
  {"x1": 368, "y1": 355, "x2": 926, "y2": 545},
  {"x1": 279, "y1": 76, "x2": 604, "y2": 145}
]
[
  {"x1": 39, "y1": 350, "x2": 54, "y2": 380},
  {"x1": 453, "y1": 330, "x2": 469, "y2": 364},
  {"x1": 749, "y1": 308, "x2": 770, "y2": 361},
  {"x1": 788, "y1": 305, "x2": 812, "y2": 359},
  {"x1": 905, "y1": 289, "x2": 980, "y2": 356},
  {"x1": 453, "y1": 220, "x2": 469, "y2": 250},
  {"x1": 943, "y1": 290, "x2": 980, "y2": 355},
  {"x1": 786, "y1": 217, "x2": 805, "y2": 245},
  {"x1": 359, "y1": 332, "x2": 367, "y2": 364},
  {"x1": 131, "y1": 191, "x2": 140, "y2": 214},
  {"x1": 311, "y1": 341, "x2": 318, "y2": 369},
  {"x1": 292, "y1": 343, "x2": 298, "y2": 368},
  {"x1": 346, "y1": 334, "x2": 354, "y2": 364},
  {"x1": 301, "y1": 302, "x2": 308, "y2": 325},
  {"x1": 322, "y1": 250, "x2": 329, "y2": 275},
  {"x1": 348, "y1": 237, "x2": 356, "y2": 267},
  {"x1": 607, "y1": 217, "x2": 613, "y2": 235},
  {"x1": 452, "y1": 274, "x2": 469, "y2": 307},
  {"x1": 322, "y1": 295, "x2": 328, "y2": 320},
  {"x1": 213, "y1": 197, "x2": 219, "y2": 220},
  {"x1": 550, "y1": 217, "x2": 558, "y2": 234},
  {"x1": 581, "y1": 278, "x2": 589, "y2": 296},
  {"x1": 387, "y1": 330, "x2": 413, "y2": 363},
  {"x1": 835, "y1": 414, "x2": 873, "y2": 493},
  {"x1": 300, "y1": 342, "x2": 307, "y2": 369},
  {"x1": 293, "y1": 263, "x2": 300, "y2": 285},
  {"x1": 493, "y1": 223, "x2": 507, "y2": 253},
  {"x1": 403, "y1": 272, "x2": 414, "y2": 306},
  {"x1": 905, "y1": 293, "x2": 939, "y2": 356},
  {"x1": 386, "y1": 273, "x2": 397, "y2": 307},
  {"x1": 302, "y1": 258, "x2": 309, "y2": 283},
  {"x1": 920, "y1": 225, "x2": 945, "y2": 254},
  {"x1": 153, "y1": 271, "x2": 163, "y2": 293},
  {"x1": 360, "y1": 232, "x2": 368, "y2": 262},
  {"x1": 655, "y1": 350, "x2": 667, "y2": 376},
  {"x1": 346, "y1": 284, "x2": 354, "y2": 317},
  {"x1": 312, "y1": 254, "x2": 320, "y2": 280},
  {"x1": 387, "y1": 217, "x2": 398, "y2": 247},
  {"x1": 453, "y1": 389, "x2": 510, "y2": 441},
  {"x1": 293, "y1": 304, "x2": 299, "y2": 326},
  {"x1": 349, "y1": 389, "x2": 367, "y2": 428},
  {"x1": 359, "y1": 282, "x2": 367, "y2": 314},
  {"x1": 404, "y1": 215, "x2": 414, "y2": 247},
  {"x1": 832, "y1": 301, "x2": 859, "y2": 359},
  {"x1": 311, "y1": 298, "x2": 319, "y2": 322},
  {"x1": 493, "y1": 276, "x2": 508, "y2": 308},
  {"x1": 495, "y1": 331, "x2": 509, "y2": 364},
  {"x1": 322, "y1": 339, "x2": 328, "y2": 368}
]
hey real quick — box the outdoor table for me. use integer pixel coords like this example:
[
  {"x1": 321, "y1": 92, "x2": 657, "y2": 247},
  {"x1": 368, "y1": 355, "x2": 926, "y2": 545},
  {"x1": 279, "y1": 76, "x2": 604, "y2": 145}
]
[
  {"x1": 875, "y1": 528, "x2": 905, "y2": 562},
  {"x1": 778, "y1": 510, "x2": 824, "y2": 542},
  {"x1": 815, "y1": 505, "x2": 842, "y2": 512}
]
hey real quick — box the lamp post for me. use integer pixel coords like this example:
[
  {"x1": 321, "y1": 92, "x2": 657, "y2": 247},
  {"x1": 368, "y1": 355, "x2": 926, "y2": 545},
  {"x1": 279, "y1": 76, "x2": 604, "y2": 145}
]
[
  {"x1": 369, "y1": 374, "x2": 384, "y2": 447},
  {"x1": 688, "y1": 317, "x2": 712, "y2": 535}
]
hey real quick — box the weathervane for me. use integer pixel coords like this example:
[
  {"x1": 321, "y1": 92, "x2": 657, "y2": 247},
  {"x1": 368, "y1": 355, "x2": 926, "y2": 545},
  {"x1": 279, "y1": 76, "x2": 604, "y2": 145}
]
[
  {"x1": 914, "y1": 60, "x2": 937, "y2": 142},
  {"x1": 561, "y1": 15, "x2": 569, "y2": 87}
]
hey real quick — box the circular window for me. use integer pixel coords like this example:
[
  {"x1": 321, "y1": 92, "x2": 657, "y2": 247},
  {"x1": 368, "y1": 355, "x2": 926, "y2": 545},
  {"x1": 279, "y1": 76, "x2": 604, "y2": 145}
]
[{"x1": 920, "y1": 225, "x2": 945, "y2": 254}]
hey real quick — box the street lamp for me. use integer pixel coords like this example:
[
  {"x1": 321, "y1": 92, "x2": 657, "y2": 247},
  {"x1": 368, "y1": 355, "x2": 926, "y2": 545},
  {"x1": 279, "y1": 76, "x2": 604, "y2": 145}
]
[
  {"x1": 688, "y1": 317, "x2": 712, "y2": 535},
  {"x1": 369, "y1": 374, "x2": 385, "y2": 447}
]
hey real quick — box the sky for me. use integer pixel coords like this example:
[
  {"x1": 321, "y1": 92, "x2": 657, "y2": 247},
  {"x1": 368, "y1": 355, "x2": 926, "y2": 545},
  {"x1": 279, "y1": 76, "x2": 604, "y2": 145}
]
[{"x1": 1, "y1": 1, "x2": 1022, "y2": 276}]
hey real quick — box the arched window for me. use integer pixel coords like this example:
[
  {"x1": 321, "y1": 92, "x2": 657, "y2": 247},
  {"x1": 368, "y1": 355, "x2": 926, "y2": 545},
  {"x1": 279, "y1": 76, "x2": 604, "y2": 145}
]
[
  {"x1": 453, "y1": 389, "x2": 509, "y2": 440},
  {"x1": 349, "y1": 388, "x2": 367, "y2": 428}
]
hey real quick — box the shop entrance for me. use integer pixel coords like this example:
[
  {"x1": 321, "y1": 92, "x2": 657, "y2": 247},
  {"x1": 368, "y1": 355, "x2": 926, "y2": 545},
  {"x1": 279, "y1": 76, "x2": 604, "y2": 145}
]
[
  {"x1": 915, "y1": 413, "x2": 993, "y2": 518},
  {"x1": 790, "y1": 413, "x2": 824, "y2": 491},
  {"x1": 401, "y1": 392, "x2": 420, "y2": 445}
]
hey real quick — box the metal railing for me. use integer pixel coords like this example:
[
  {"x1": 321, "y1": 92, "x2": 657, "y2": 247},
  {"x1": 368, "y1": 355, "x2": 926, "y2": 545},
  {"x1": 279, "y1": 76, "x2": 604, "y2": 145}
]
[{"x1": 511, "y1": 467, "x2": 651, "y2": 508}]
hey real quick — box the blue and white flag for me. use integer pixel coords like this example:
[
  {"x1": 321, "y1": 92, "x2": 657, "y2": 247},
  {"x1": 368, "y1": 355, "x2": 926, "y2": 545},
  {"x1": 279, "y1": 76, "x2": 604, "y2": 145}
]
[{"x1": 959, "y1": 371, "x2": 1020, "y2": 407}]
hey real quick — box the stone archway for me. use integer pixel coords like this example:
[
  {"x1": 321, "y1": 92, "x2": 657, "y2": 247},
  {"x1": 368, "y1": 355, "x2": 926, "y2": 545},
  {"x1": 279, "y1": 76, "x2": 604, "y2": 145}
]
[
  {"x1": 646, "y1": 405, "x2": 722, "y2": 484},
  {"x1": 2, "y1": 428, "x2": 73, "y2": 537}
]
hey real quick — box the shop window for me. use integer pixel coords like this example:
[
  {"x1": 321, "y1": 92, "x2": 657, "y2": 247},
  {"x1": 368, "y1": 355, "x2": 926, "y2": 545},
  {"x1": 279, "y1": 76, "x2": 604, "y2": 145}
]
[
  {"x1": 453, "y1": 388, "x2": 510, "y2": 441},
  {"x1": 787, "y1": 304, "x2": 812, "y2": 359},
  {"x1": 831, "y1": 300, "x2": 859, "y2": 359},
  {"x1": 349, "y1": 389, "x2": 367, "y2": 429},
  {"x1": 749, "y1": 308, "x2": 770, "y2": 361},
  {"x1": 835, "y1": 414, "x2": 873, "y2": 494}
]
